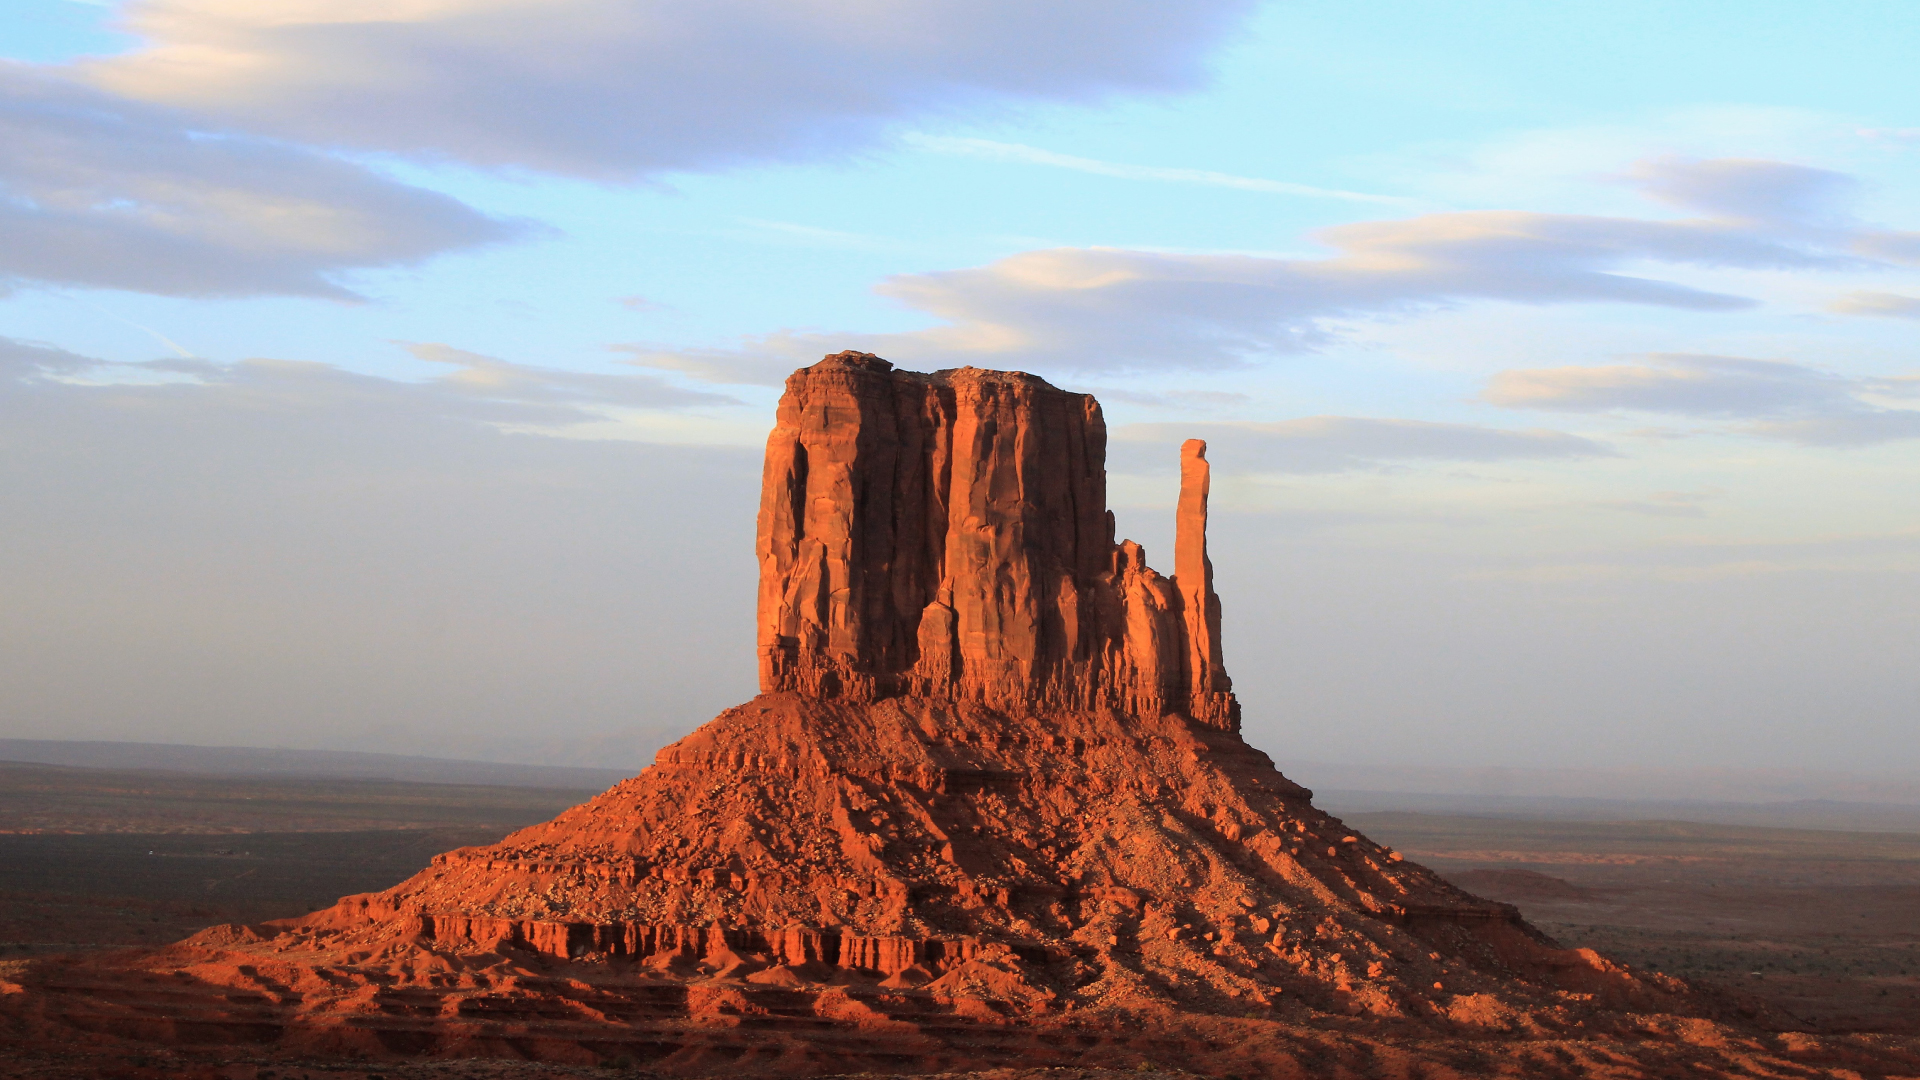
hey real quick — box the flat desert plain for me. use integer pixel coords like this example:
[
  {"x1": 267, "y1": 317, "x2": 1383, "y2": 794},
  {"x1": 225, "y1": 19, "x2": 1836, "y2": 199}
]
[
  {"x1": 0, "y1": 761, "x2": 599, "y2": 958},
  {"x1": 1348, "y1": 810, "x2": 1920, "y2": 1036}
]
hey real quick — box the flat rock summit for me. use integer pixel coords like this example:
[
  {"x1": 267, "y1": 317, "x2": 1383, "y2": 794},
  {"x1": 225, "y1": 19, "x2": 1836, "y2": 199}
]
[{"x1": 4, "y1": 353, "x2": 1909, "y2": 1079}]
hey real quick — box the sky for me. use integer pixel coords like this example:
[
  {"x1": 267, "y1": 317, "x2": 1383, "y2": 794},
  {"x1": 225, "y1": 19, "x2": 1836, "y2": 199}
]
[{"x1": 4, "y1": 1, "x2": 1920, "y2": 776}]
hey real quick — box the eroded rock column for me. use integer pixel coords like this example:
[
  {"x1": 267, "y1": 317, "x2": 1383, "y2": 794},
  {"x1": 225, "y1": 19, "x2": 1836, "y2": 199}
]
[
  {"x1": 756, "y1": 351, "x2": 1238, "y2": 729},
  {"x1": 1175, "y1": 439, "x2": 1231, "y2": 708}
]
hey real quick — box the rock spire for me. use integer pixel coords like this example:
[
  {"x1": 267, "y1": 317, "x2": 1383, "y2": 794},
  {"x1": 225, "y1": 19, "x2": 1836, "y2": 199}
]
[{"x1": 756, "y1": 350, "x2": 1236, "y2": 728}]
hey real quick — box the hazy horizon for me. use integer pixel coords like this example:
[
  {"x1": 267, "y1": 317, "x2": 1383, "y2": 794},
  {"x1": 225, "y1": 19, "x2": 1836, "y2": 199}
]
[
  {"x1": 9, "y1": 738, "x2": 1920, "y2": 819},
  {"x1": 6, "y1": 2, "x2": 1920, "y2": 775}
]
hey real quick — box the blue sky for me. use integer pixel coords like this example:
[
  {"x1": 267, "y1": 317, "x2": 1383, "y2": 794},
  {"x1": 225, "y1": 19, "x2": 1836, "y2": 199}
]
[{"x1": 4, "y1": 1, "x2": 1919, "y2": 775}]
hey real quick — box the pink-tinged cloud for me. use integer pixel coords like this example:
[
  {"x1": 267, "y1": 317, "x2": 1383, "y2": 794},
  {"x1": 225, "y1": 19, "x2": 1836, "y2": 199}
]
[
  {"x1": 83, "y1": 0, "x2": 1256, "y2": 179},
  {"x1": 630, "y1": 158, "x2": 1917, "y2": 376},
  {"x1": 1484, "y1": 351, "x2": 1920, "y2": 447},
  {"x1": 1830, "y1": 291, "x2": 1920, "y2": 319},
  {"x1": 0, "y1": 65, "x2": 527, "y2": 298},
  {"x1": 1485, "y1": 354, "x2": 1857, "y2": 418}
]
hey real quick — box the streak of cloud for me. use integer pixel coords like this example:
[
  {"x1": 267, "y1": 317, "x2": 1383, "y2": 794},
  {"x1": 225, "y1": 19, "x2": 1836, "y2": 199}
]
[
  {"x1": 1485, "y1": 351, "x2": 1920, "y2": 447},
  {"x1": 903, "y1": 134, "x2": 1413, "y2": 206},
  {"x1": 0, "y1": 65, "x2": 525, "y2": 298},
  {"x1": 1485, "y1": 354, "x2": 1857, "y2": 418},
  {"x1": 403, "y1": 343, "x2": 739, "y2": 412},
  {"x1": 610, "y1": 345, "x2": 795, "y2": 389},
  {"x1": 57, "y1": 293, "x2": 198, "y2": 358},
  {"x1": 3, "y1": 336, "x2": 740, "y2": 430},
  {"x1": 1628, "y1": 157, "x2": 1856, "y2": 227},
  {"x1": 1113, "y1": 417, "x2": 1614, "y2": 474},
  {"x1": 1830, "y1": 291, "x2": 1920, "y2": 319},
  {"x1": 1083, "y1": 386, "x2": 1252, "y2": 412}
]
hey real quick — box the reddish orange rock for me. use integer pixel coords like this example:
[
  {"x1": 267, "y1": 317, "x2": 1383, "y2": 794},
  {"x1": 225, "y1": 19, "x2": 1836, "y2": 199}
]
[
  {"x1": 1175, "y1": 438, "x2": 1230, "y2": 707},
  {"x1": 757, "y1": 351, "x2": 1235, "y2": 728}
]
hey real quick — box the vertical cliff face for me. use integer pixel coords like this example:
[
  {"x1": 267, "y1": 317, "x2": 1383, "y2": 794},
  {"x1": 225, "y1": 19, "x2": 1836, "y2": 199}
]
[
  {"x1": 1176, "y1": 439, "x2": 1231, "y2": 710},
  {"x1": 756, "y1": 351, "x2": 1235, "y2": 727}
]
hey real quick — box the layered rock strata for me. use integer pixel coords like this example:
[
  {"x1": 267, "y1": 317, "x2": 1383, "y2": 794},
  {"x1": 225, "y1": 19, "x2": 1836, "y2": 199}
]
[{"x1": 758, "y1": 351, "x2": 1234, "y2": 727}]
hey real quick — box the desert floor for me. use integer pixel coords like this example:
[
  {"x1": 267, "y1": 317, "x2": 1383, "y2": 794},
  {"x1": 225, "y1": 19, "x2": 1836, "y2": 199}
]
[{"x1": 1349, "y1": 809, "x2": 1920, "y2": 1037}]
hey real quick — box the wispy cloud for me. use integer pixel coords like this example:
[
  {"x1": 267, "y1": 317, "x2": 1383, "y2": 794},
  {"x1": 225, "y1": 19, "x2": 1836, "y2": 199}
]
[
  {"x1": 2, "y1": 335, "x2": 739, "y2": 430},
  {"x1": 56, "y1": 293, "x2": 197, "y2": 359},
  {"x1": 1085, "y1": 386, "x2": 1251, "y2": 411},
  {"x1": 1753, "y1": 411, "x2": 1920, "y2": 447},
  {"x1": 1627, "y1": 156, "x2": 1857, "y2": 226},
  {"x1": 1830, "y1": 290, "x2": 1920, "y2": 319},
  {"x1": 610, "y1": 344, "x2": 795, "y2": 388},
  {"x1": 1485, "y1": 354, "x2": 1857, "y2": 418},
  {"x1": 9, "y1": 2, "x2": 1264, "y2": 299},
  {"x1": 1485, "y1": 352, "x2": 1920, "y2": 447},
  {"x1": 0, "y1": 66, "x2": 526, "y2": 298},
  {"x1": 625, "y1": 157, "x2": 1915, "y2": 377},
  {"x1": 904, "y1": 134, "x2": 1412, "y2": 206},
  {"x1": 403, "y1": 343, "x2": 739, "y2": 413},
  {"x1": 83, "y1": 0, "x2": 1256, "y2": 180},
  {"x1": 1595, "y1": 490, "x2": 1715, "y2": 518},
  {"x1": 729, "y1": 218, "x2": 896, "y2": 250},
  {"x1": 1113, "y1": 417, "x2": 1613, "y2": 474}
]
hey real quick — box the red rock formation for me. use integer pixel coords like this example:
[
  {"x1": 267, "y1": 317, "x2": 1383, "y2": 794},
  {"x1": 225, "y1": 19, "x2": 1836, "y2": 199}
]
[
  {"x1": 5, "y1": 689, "x2": 1736, "y2": 1075},
  {"x1": 757, "y1": 351, "x2": 1234, "y2": 728},
  {"x1": 8, "y1": 352, "x2": 1899, "y2": 1079},
  {"x1": 1176, "y1": 438, "x2": 1230, "y2": 708}
]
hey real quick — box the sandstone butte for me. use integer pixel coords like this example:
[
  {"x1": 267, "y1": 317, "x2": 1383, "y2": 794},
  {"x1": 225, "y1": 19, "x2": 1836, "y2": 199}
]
[{"x1": 3, "y1": 352, "x2": 1914, "y2": 1080}]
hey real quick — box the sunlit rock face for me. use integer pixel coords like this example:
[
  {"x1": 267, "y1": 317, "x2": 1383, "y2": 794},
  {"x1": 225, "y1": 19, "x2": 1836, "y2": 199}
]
[{"x1": 756, "y1": 350, "x2": 1234, "y2": 729}]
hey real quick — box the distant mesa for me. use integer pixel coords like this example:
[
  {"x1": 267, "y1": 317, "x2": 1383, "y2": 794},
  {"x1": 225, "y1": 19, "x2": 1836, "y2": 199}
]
[{"x1": 1, "y1": 352, "x2": 1823, "y2": 1077}]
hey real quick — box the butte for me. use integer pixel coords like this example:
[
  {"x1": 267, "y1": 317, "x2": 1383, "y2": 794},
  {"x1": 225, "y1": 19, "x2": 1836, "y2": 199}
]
[{"x1": 3, "y1": 352, "x2": 1882, "y2": 1079}]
